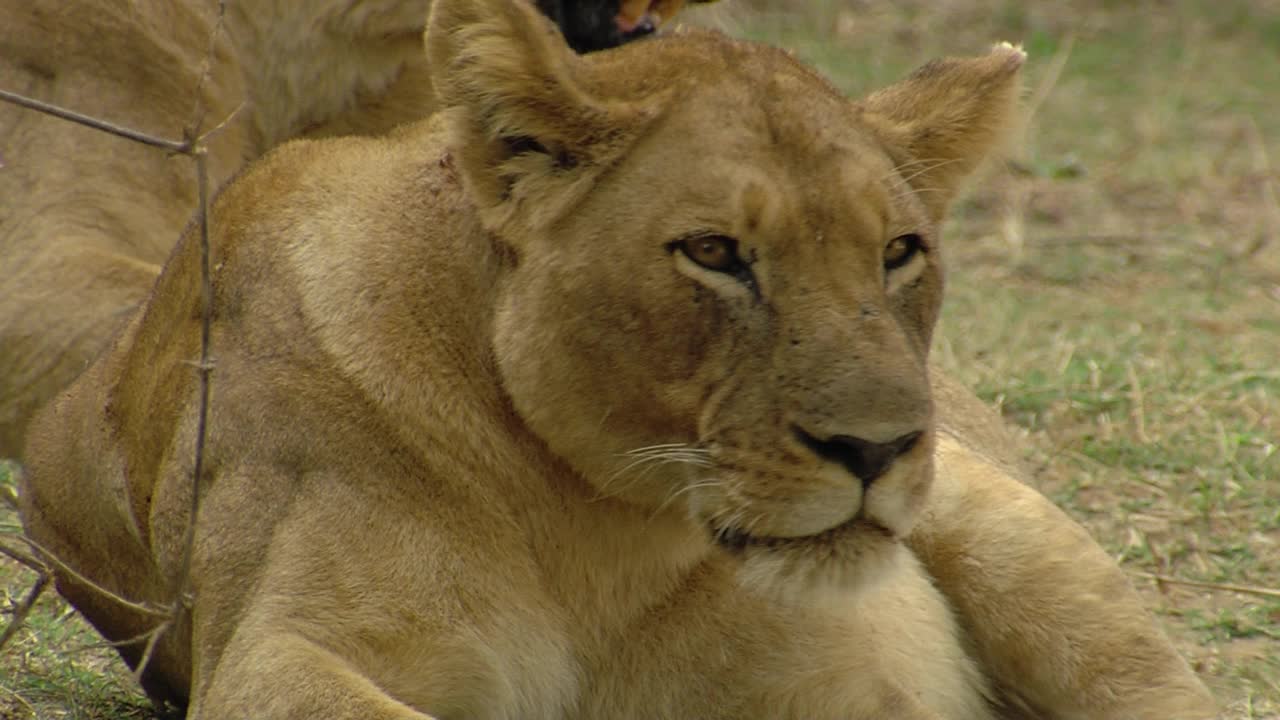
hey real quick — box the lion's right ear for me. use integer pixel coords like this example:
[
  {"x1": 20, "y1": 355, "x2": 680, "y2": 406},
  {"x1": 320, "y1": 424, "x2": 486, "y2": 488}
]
[
  {"x1": 427, "y1": 0, "x2": 656, "y2": 235},
  {"x1": 858, "y1": 43, "x2": 1026, "y2": 221}
]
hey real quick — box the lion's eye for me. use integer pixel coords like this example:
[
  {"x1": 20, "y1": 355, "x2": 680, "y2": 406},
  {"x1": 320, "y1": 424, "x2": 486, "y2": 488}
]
[
  {"x1": 884, "y1": 233, "x2": 923, "y2": 271},
  {"x1": 677, "y1": 235, "x2": 740, "y2": 273},
  {"x1": 669, "y1": 233, "x2": 757, "y2": 295}
]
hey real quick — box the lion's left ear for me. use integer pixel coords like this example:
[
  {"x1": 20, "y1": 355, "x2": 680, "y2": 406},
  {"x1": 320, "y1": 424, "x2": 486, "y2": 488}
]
[
  {"x1": 427, "y1": 0, "x2": 656, "y2": 236},
  {"x1": 859, "y1": 43, "x2": 1026, "y2": 221}
]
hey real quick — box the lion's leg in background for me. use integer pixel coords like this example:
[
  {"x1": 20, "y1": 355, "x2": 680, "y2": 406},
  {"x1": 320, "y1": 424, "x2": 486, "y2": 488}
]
[
  {"x1": 299, "y1": 50, "x2": 436, "y2": 141},
  {"x1": 0, "y1": 245, "x2": 161, "y2": 456},
  {"x1": 0, "y1": 0, "x2": 250, "y2": 460},
  {"x1": 908, "y1": 427, "x2": 1216, "y2": 719}
]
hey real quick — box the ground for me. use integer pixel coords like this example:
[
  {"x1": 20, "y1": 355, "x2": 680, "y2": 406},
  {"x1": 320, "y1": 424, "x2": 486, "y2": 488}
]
[{"x1": 1, "y1": 0, "x2": 1277, "y2": 717}]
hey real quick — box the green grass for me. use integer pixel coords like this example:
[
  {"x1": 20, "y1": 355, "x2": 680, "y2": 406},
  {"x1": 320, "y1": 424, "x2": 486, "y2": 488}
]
[
  {"x1": 1, "y1": 463, "x2": 163, "y2": 719},
  {"x1": 4, "y1": 0, "x2": 1280, "y2": 716}
]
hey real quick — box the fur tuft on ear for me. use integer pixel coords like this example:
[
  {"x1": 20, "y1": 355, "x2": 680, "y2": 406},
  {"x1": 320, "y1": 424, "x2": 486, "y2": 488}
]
[
  {"x1": 860, "y1": 42, "x2": 1026, "y2": 220},
  {"x1": 426, "y1": 0, "x2": 655, "y2": 234}
]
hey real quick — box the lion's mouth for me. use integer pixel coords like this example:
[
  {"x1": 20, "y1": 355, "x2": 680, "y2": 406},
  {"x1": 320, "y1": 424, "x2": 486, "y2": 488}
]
[
  {"x1": 615, "y1": 0, "x2": 661, "y2": 35},
  {"x1": 710, "y1": 515, "x2": 894, "y2": 555}
]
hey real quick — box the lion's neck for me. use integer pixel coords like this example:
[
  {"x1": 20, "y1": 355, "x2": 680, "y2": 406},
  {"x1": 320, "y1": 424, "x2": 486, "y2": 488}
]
[
  {"x1": 225, "y1": 0, "x2": 432, "y2": 151},
  {"x1": 515, "y1": 452, "x2": 717, "y2": 628},
  {"x1": 287, "y1": 119, "x2": 717, "y2": 630}
]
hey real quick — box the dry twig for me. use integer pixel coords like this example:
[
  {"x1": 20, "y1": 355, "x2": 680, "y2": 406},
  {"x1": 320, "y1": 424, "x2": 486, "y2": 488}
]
[
  {"x1": 0, "y1": 535, "x2": 169, "y2": 620},
  {"x1": 0, "y1": 568, "x2": 46, "y2": 649},
  {"x1": 0, "y1": 89, "x2": 191, "y2": 153},
  {"x1": 1243, "y1": 115, "x2": 1279, "y2": 256},
  {"x1": 1138, "y1": 572, "x2": 1280, "y2": 600}
]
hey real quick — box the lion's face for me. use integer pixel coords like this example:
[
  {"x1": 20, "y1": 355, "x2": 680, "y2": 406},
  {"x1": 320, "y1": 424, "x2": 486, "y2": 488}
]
[
  {"x1": 428, "y1": 3, "x2": 1023, "y2": 593},
  {"x1": 494, "y1": 87, "x2": 940, "y2": 591}
]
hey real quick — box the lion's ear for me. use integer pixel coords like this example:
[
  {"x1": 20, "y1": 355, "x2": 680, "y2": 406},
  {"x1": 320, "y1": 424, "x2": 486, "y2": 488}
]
[
  {"x1": 427, "y1": 0, "x2": 654, "y2": 234},
  {"x1": 859, "y1": 44, "x2": 1026, "y2": 220}
]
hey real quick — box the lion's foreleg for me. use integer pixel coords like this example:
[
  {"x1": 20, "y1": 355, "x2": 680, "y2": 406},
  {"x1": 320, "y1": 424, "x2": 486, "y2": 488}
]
[
  {"x1": 196, "y1": 630, "x2": 438, "y2": 720},
  {"x1": 908, "y1": 434, "x2": 1217, "y2": 720}
]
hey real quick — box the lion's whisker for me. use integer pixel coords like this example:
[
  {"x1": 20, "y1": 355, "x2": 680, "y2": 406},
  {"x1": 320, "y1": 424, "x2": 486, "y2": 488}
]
[
  {"x1": 594, "y1": 448, "x2": 711, "y2": 502},
  {"x1": 882, "y1": 157, "x2": 961, "y2": 190},
  {"x1": 888, "y1": 185, "x2": 950, "y2": 203},
  {"x1": 622, "y1": 443, "x2": 709, "y2": 456},
  {"x1": 596, "y1": 456, "x2": 665, "y2": 499},
  {"x1": 649, "y1": 478, "x2": 723, "y2": 520}
]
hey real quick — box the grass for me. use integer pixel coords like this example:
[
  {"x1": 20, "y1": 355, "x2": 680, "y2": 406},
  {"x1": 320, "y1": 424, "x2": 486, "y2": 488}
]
[
  {"x1": 3, "y1": 0, "x2": 1279, "y2": 716},
  {"x1": 1, "y1": 463, "x2": 161, "y2": 719}
]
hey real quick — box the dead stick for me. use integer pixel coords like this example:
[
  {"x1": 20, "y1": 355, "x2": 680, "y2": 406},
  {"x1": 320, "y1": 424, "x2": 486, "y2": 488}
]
[
  {"x1": 172, "y1": 146, "x2": 213, "y2": 613},
  {"x1": 1, "y1": 536, "x2": 170, "y2": 618},
  {"x1": 0, "y1": 88, "x2": 188, "y2": 153},
  {"x1": 130, "y1": 620, "x2": 173, "y2": 684},
  {"x1": 167, "y1": 0, "x2": 225, "y2": 623},
  {"x1": 0, "y1": 572, "x2": 48, "y2": 649},
  {"x1": 1138, "y1": 572, "x2": 1280, "y2": 600},
  {"x1": 72, "y1": 626, "x2": 167, "y2": 653},
  {"x1": 185, "y1": 0, "x2": 228, "y2": 136}
]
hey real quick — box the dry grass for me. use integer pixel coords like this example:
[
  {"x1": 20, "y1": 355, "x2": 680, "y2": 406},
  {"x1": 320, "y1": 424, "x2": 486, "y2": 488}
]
[{"x1": 2, "y1": 0, "x2": 1278, "y2": 717}]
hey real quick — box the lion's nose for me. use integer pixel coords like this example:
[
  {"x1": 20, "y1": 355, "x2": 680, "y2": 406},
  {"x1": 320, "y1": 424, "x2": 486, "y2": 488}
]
[{"x1": 794, "y1": 427, "x2": 923, "y2": 488}]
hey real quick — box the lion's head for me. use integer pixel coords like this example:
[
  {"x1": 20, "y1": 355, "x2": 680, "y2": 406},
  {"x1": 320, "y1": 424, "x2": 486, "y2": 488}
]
[{"x1": 427, "y1": 0, "x2": 1023, "y2": 595}]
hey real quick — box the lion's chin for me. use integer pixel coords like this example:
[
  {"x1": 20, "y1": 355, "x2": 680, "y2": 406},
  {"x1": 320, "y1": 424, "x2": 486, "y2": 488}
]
[{"x1": 715, "y1": 520, "x2": 907, "y2": 605}]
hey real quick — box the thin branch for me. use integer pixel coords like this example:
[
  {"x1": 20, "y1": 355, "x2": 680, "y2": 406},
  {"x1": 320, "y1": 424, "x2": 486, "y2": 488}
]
[
  {"x1": 72, "y1": 625, "x2": 179, "y2": 654},
  {"x1": 130, "y1": 619, "x2": 173, "y2": 684},
  {"x1": 0, "y1": 89, "x2": 188, "y2": 153},
  {"x1": 184, "y1": 0, "x2": 229, "y2": 140},
  {"x1": 201, "y1": 101, "x2": 246, "y2": 144},
  {"x1": 1, "y1": 535, "x2": 170, "y2": 618},
  {"x1": 171, "y1": 146, "x2": 214, "y2": 616},
  {"x1": 166, "y1": 0, "x2": 226, "y2": 639},
  {"x1": 0, "y1": 539, "x2": 45, "y2": 570},
  {"x1": 1137, "y1": 572, "x2": 1280, "y2": 600},
  {"x1": 0, "y1": 571, "x2": 48, "y2": 649}
]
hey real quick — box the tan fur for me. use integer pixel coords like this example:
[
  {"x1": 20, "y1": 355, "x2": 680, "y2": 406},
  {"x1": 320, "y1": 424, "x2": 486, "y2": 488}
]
[
  {"x1": 20, "y1": 0, "x2": 1215, "y2": 718},
  {"x1": 0, "y1": 0, "x2": 705, "y2": 457},
  {"x1": 0, "y1": 0, "x2": 439, "y2": 457}
]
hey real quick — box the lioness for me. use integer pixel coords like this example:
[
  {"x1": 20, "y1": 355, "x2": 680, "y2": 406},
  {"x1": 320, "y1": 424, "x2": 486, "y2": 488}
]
[
  {"x1": 20, "y1": 0, "x2": 1215, "y2": 717},
  {"x1": 0, "y1": 0, "x2": 710, "y2": 459}
]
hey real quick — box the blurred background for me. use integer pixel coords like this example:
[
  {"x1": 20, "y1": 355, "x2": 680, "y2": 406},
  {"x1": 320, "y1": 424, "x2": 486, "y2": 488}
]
[{"x1": 2, "y1": 0, "x2": 1277, "y2": 717}]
